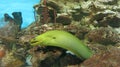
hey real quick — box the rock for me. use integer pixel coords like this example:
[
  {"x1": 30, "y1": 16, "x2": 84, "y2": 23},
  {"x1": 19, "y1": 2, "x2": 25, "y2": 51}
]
[
  {"x1": 80, "y1": 47, "x2": 120, "y2": 67},
  {"x1": 12, "y1": 12, "x2": 23, "y2": 31},
  {"x1": 56, "y1": 15, "x2": 72, "y2": 25},
  {"x1": 4, "y1": 13, "x2": 14, "y2": 22},
  {"x1": 90, "y1": 11, "x2": 120, "y2": 27},
  {"x1": 98, "y1": 0, "x2": 118, "y2": 5},
  {"x1": 46, "y1": 0, "x2": 61, "y2": 12},
  {"x1": 86, "y1": 27, "x2": 120, "y2": 45}
]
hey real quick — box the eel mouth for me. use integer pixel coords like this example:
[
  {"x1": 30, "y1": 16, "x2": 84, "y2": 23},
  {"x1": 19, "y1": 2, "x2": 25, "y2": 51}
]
[
  {"x1": 30, "y1": 39, "x2": 40, "y2": 46},
  {"x1": 30, "y1": 39, "x2": 38, "y2": 43}
]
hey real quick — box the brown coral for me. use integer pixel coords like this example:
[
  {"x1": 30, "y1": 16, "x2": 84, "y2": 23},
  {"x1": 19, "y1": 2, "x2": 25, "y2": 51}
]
[
  {"x1": 56, "y1": 15, "x2": 72, "y2": 25},
  {"x1": 86, "y1": 27, "x2": 120, "y2": 44},
  {"x1": 80, "y1": 47, "x2": 120, "y2": 67}
]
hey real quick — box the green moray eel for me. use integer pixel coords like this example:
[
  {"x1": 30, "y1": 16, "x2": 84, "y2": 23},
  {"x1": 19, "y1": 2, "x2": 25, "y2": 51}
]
[{"x1": 30, "y1": 30, "x2": 93, "y2": 59}]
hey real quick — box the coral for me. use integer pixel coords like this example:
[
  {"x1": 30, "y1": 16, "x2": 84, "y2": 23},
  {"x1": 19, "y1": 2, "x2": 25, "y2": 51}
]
[
  {"x1": 34, "y1": 0, "x2": 50, "y2": 24},
  {"x1": 0, "y1": 13, "x2": 16, "y2": 37},
  {"x1": 4, "y1": 59, "x2": 24, "y2": 67},
  {"x1": 0, "y1": 46, "x2": 6, "y2": 59},
  {"x1": 90, "y1": 11, "x2": 120, "y2": 27},
  {"x1": 1, "y1": 0, "x2": 120, "y2": 66},
  {"x1": 4, "y1": 13, "x2": 14, "y2": 22},
  {"x1": 29, "y1": 46, "x2": 63, "y2": 67},
  {"x1": 33, "y1": 0, "x2": 120, "y2": 27},
  {"x1": 80, "y1": 47, "x2": 120, "y2": 67},
  {"x1": 1, "y1": 51, "x2": 25, "y2": 67},
  {"x1": 46, "y1": 0, "x2": 61, "y2": 12},
  {"x1": 29, "y1": 46, "x2": 81, "y2": 67},
  {"x1": 19, "y1": 35, "x2": 35, "y2": 45},
  {"x1": 86, "y1": 27, "x2": 120, "y2": 44},
  {"x1": 0, "y1": 12, "x2": 23, "y2": 40},
  {"x1": 98, "y1": 0, "x2": 118, "y2": 5},
  {"x1": 0, "y1": 50, "x2": 5, "y2": 58},
  {"x1": 56, "y1": 15, "x2": 72, "y2": 25},
  {"x1": 12, "y1": 12, "x2": 23, "y2": 31}
]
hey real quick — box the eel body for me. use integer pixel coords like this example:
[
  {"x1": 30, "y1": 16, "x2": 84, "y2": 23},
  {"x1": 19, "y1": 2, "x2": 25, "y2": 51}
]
[{"x1": 30, "y1": 30, "x2": 93, "y2": 59}]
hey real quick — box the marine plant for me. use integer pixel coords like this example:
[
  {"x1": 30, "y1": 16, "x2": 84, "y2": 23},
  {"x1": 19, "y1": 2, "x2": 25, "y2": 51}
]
[{"x1": 30, "y1": 30, "x2": 93, "y2": 60}]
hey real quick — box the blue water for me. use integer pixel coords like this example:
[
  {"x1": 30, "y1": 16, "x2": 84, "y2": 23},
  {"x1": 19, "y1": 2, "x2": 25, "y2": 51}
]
[{"x1": 0, "y1": 0, "x2": 40, "y2": 28}]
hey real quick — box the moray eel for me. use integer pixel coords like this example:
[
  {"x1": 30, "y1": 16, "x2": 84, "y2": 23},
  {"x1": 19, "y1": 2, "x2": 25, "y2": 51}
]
[{"x1": 30, "y1": 30, "x2": 93, "y2": 59}]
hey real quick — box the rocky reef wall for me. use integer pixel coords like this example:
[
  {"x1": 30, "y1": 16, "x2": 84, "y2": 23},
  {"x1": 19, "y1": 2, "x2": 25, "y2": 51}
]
[{"x1": 0, "y1": 0, "x2": 120, "y2": 67}]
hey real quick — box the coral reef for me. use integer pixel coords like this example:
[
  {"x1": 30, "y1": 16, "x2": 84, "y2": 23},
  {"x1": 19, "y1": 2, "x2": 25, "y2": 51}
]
[
  {"x1": 1, "y1": 51, "x2": 25, "y2": 67},
  {"x1": 80, "y1": 47, "x2": 120, "y2": 67},
  {"x1": 0, "y1": 45, "x2": 6, "y2": 59},
  {"x1": 12, "y1": 12, "x2": 23, "y2": 31},
  {"x1": 0, "y1": 0, "x2": 120, "y2": 67},
  {"x1": 86, "y1": 27, "x2": 120, "y2": 44},
  {"x1": 28, "y1": 0, "x2": 120, "y2": 66},
  {"x1": 0, "y1": 12, "x2": 23, "y2": 38},
  {"x1": 56, "y1": 15, "x2": 72, "y2": 25}
]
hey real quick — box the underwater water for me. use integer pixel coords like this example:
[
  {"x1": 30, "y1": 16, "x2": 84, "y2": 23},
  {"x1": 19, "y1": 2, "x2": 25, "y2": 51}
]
[{"x1": 0, "y1": 0, "x2": 40, "y2": 28}]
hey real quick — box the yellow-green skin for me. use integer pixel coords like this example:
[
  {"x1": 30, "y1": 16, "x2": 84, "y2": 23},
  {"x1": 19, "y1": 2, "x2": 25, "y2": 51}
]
[{"x1": 30, "y1": 30, "x2": 93, "y2": 59}]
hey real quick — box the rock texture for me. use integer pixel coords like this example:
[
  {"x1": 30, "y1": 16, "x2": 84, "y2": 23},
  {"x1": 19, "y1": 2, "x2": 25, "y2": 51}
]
[{"x1": 0, "y1": 0, "x2": 120, "y2": 67}]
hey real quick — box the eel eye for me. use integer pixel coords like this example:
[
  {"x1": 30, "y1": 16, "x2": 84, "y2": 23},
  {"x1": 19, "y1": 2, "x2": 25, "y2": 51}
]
[{"x1": 52, "y1": 37, "x2": 56, "y2": 39}]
